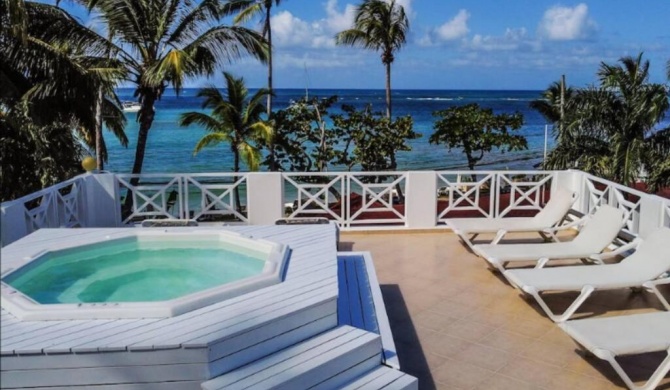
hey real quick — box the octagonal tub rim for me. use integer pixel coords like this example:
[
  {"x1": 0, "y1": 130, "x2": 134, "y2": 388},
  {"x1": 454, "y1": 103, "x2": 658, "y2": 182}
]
[{"x1": 0, "y1": 229, "x2": 290, "y2": 321}]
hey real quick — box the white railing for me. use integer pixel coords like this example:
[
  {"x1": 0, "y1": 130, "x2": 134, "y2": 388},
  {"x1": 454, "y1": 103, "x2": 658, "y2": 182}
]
[
  {"x1": 116, "y1": 173, "x2": 249, "y2": 225},
  {"x1": 282, "y1": 172, "x2": 407, "y2": 229},
  {"x1": 581, "y1": 174, "x2": 644, "y2": 234},
  {"x1": 2, "y1": 170, "x2": 669, "y2": 246},
  {"x1": 1, "y1": 176, "x2": 87, "y2": 245},
  {"x1": 436, "y1": 171, "x2": 554, "y2": 222}
]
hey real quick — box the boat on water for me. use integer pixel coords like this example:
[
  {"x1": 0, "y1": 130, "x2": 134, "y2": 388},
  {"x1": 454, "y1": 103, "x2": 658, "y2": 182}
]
[{"x1": 122, "y1": 101, "x2": 141, "y2": 112}]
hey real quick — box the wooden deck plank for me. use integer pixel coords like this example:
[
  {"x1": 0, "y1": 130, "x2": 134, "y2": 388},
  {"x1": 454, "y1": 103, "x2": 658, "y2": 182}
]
[
  {"x1": 202, "y1": 327, "x2": 355, "y2": 389},
  {"x1": 119, "y1": 277, "x2": 336, "y2": 349},
  {"x1": 183, "y1": 286, "x2": 337, "y2": 349},
  {"x1": 203, "y1": 295, "x2": 337, "y2": 363},
  {"x1": 10, "y1": 321, "x2": 117, "y2": 354},
  {"x1": 47, "y1": 319, "x2": 158, "y2": 353},
  {"x1": 203, "y1": 327, "x2": 368, "y2": 390},
  {"x1": 342, "y1": 368, "x2": 405, "y2": 390},
  {"x1": 337, "y1": 257, "x2": 352, "y2": 326},
  {"x1": 206, "y1": 313, "x2": 337, "y2": 377},
  {"x1": 247, "y1": 332, "x2": 380, "y2": 390},
  {"x1": 337, "y1": 366, "x2": 392, "y2": 389},
  {"x1": 1, "y1": 362, "x2": 207, "y2": 388},
  {"x1": 354, "y1": 258, "x2": 379, "y2": 333},
  {"x1": 0, "y1": 348, "x2": 207, "y2": 370}
]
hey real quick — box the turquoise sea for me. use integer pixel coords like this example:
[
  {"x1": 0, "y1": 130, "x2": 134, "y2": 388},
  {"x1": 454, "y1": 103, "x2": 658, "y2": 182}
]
[{"x1": 105, "y1": 88, "x2": 556, "y2": 174}]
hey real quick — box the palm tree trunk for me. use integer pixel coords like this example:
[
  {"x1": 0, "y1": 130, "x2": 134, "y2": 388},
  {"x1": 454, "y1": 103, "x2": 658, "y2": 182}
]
[
  {"x1": 385, "y1": 61, "x2": 391, "y2": 119},
  {"x1": 233, "y1": 145, "x2": 242, "y2": 213},
  {"x1": 266, "y1": 8, "x2": 277, "y2": 171},
  {"x1": 94, "y1": 87, "x2": 104, "y2": 171},
  {"x1": 123, "y1": 91, "x2": 157, "y2": 213},
  {"x1": 266, "y1": 8, "x2": 273, "y2": 116}
]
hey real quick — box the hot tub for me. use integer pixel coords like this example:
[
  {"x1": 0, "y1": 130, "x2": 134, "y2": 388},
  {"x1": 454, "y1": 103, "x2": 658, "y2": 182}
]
[{"x1": 1, "y1": 230, "x2": 289, "y2": 320}]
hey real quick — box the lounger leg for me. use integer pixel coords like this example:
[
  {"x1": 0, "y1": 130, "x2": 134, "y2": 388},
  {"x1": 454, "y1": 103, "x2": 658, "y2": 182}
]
[
  {"x1": 456, "y1": 232, "x2": 478, "y2": 254},
  {"x1": 524, "y1": 286, "x2": 595, "y2": 322},
  {"x1": 643, "y1": 281, "x2": 670, "y2": 311},
  {"x1": 601, "y1": 349, "x2": 670, "y2": 390},
  {"x1": 491, "y1": 230, "x2": 508, "y2": 245},
  {"x1": 535, "y1": 257, "x2": 549, "y2": 269}
]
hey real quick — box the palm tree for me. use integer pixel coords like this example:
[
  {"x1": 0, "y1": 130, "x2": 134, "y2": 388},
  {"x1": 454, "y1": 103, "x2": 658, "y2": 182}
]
[
  {"x1": 228, "y1": 0, "x2": 283, "y2": 116},
  {"x1": 226, "y1": 0, "x2": 284, "y2": 172},
  {"x1": 1, "y1": 1, "x2": 128, "y2": 168},
  {"x1": 535, "y1": 54, "x2": 669, "y2": 188},
  {"x1": 336, "y1": 0, "x2": 409, "y2": 118},
  {"x1": 179, "y1": 72, "x2": 272, "y2": 212},
  {"x1": 85, "y1": 0, "x2": 268, "y2": 194}
]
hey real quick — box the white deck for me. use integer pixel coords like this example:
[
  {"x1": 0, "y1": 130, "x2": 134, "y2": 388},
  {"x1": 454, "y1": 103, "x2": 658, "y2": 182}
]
[{"x1": 0, "y1": 225, "x2": 340, "y2": 388}]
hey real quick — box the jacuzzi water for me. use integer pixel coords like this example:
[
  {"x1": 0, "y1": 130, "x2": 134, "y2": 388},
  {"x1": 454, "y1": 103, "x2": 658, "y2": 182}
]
[{"x1": 3, "y1": 238, "x2": 266, "y2": 304}]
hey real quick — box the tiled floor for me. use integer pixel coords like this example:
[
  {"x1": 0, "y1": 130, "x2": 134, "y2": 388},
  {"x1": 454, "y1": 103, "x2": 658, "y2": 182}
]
[{"x1": 340, "y1": 230, "x2": 670, "y2": 390}]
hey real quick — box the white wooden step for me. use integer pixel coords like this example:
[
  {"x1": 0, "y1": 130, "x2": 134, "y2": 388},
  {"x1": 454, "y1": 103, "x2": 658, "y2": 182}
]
[
  {"x1": 338, "y1": 366, "x2": 418, "y2": 390},
  {"x1": 201, "y1": 326, "x2": 382, "y2": 390}
]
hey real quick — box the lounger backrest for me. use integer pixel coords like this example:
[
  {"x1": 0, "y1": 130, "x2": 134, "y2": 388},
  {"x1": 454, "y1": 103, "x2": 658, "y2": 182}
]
[
  {"x1": 620, "y1": 228, "x2": 670, "y2": 278},
  {"x1": 531, "y1": 188, "x2": 578, "y2": 226},
  {"x1": 571, "y1": 205, "x2": 625, "y2": 251}
]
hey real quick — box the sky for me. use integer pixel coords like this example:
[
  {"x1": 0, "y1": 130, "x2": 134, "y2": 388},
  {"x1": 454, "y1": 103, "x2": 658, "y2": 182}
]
[{"x1": 73, "y1": 0, "x2": 670, "y2": 90}]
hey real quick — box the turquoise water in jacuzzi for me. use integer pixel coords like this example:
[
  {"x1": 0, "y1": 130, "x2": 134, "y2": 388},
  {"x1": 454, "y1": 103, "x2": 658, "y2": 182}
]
[{"x1": 3, "y1": 238, "x2": 266, "y2": 304}]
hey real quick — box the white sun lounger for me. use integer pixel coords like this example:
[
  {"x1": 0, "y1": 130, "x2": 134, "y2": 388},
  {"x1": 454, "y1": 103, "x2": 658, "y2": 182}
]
[
  {"x1": 474, "y1": 205, "x2": 626, "y2": 272},
  {"x1": 504, "y1": 227, "x2": 670, "y2": 322},
  {"x1": 559, "y1": 311, "x2": 670, "y2": 390},
  {"x1": 445, "y1": 188, "x2": 578, "y2": 252}
]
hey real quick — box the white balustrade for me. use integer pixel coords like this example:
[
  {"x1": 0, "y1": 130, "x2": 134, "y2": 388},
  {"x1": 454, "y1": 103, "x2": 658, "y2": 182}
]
[
  {"x1": 2, "y1": 170, "x2": 669, "y2": 246},
  {"x1": 1, "y1": 176, "x2": 86, "y2": 246},
  {"x1": 115, "y1": 173, "x2": 249, "y2": 225},
  {"x1": 436, "y1": 171, "x2": 555, "y2": 222}
]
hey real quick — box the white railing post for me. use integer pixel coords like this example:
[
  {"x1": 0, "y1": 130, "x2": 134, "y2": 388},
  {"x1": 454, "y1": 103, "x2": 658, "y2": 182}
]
[
  {"x1": 405, "y1": 171, "x2": 437, "y2": 228},
  {"x1": 555, "y1": 170, "x2": 587, "y2": 214},
  {"x1": 1, "y1": 203, "x2": 28, "y2": 247},
  {"x1": 638, "y1": 196, "x2": 664, "y2": 239},
  {"x1": 247, "y1": 172, "x2": 283, "y2": 225},
  {"x1": 83, "y1": 173, "x2": 122, "y2": 227}
]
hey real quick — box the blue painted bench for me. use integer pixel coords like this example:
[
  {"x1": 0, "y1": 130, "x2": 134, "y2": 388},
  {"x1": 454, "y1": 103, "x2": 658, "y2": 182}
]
[{"x1": 337, "y1": 252, "x2": 399, "y2": 369}]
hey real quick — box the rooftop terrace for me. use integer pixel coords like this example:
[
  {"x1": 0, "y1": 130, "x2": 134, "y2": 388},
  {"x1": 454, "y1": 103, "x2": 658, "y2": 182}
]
[
  {"x1": 1, "y1": 169, "x2": 669, "y2": 389},
  {"x1": 342, "y1": 230, "x2": 670, "y2": 390}
]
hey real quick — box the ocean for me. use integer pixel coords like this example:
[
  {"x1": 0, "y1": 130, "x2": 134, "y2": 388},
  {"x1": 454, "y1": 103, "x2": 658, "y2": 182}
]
[{"x1": 105, "y1": 88, "x2": 555, "y2": 174}]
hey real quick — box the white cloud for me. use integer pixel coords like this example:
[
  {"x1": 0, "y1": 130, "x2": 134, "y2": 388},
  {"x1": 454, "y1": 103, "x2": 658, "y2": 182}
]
[
  {"x1": 466, "y1": 28, "x2": 542, "y2": 52},
  {"x1": 271, "y1": 11, "x2": 315, "y2": 47},
  {"x1": 390, "y1": 0, "x2": 414, "y2": 20},
  {"x1": 324, "y1": 0, "x2": 357, "y2": 33},
  {"x1": 538, "y1": 3, "x2": 596, "y2": 41},
  {"x1": 436, "y1": 9, "x2": 470, "y2": 41}
]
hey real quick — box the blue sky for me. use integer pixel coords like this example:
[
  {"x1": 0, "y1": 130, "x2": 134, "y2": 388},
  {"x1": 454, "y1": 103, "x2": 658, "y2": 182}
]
[{"x1": 75, "y1": 0, "x2": 670, "y2": 90}]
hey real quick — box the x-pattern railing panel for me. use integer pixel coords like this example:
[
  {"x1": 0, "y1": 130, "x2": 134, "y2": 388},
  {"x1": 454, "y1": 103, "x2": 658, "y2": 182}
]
[
  {"x1": 348, "y1": 173, "x2": 406, "y2": 226},
  {"x1": 185, "y1": 175, "x2": 248, "y2": 222},
  {"x1": 496, "y1": 173, "x2": 553, "y2": 218},
  {"x1": 437, "y1": 173, "x2": 494, "y2": 220},
  {"x1": 584, "y1": 176, "x2": 641, "y2": 234},
  {"x1": 21, "y1": 179, "x2": 84, "y2": 233},
  {"x1": 283, "y1": 174, "x2": 346, "y2": 224},
  {"x1": 55, "y1": 182, "x2": 83, "y2": 228},
  {"x1": 117, "y1": 175, "x2": 182, "y2": 224}
]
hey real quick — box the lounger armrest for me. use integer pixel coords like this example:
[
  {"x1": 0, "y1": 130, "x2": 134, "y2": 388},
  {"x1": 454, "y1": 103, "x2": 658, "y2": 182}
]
[
  {"x1": 588, "y1": 239, "x2": 641, "y2": 263},
  {"x1": 542, "y1": 216, "x2": 587, "y2": 235}
]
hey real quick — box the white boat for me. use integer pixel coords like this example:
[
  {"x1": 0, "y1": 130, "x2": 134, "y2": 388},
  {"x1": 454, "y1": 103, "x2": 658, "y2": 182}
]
[{"x1": 122, "y1": 101, "x2": 141, "y2": 112}]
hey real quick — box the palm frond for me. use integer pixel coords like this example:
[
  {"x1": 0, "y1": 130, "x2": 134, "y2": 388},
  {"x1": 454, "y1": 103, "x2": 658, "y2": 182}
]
[
  {"x1": 237, "y1": 141, "x2": 262, "y2": 171},
  {"x1": 193, "y1": 132, "x2": 231, "y2": 155},
  {"x1": 179, "y1": 111, "x2": 226, "y2": 133}
]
